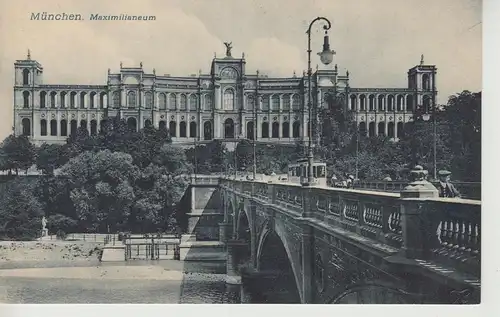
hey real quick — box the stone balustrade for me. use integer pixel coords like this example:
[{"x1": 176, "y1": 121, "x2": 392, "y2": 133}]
[{"x1": 213, "y1": 174, "x2": 481, "y2": 279}]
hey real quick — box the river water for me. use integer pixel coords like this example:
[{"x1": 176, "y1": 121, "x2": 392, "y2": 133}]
[{"x1": 0, "y1": 260, "x2": 241, "y2": 304}]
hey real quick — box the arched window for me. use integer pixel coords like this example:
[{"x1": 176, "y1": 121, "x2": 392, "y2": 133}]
[
  {"x1": 80, "y1": 92, "x2": 86, "y2": 109},
  {"x1": 397, "y1": 95, "x2": 404, "y2": 111},
  {"x1": 223, "y1": 89, "x2": 235, "y2": 110},
  {"x1": 378, "y1": 122, "x2": 385, "y2": 136},
  {"x1": 282, "y1": 95, "x2": 290, "y2": 111},
  {"x1": 22, "y1": 118, "x2": 31, "y2": 136},
  {"x1": 50, "y1": 120, "x2": 57, "y2": 136},
  {"x1": 50, "y1": 91, "x2": 57, "y2": 108},
  {"x1": 23, "y1": 91, "x2": 30, "y2": 108},
  {"x1": 180, "y1": 94, "x2": 187, "y2": 110},
  {"x1": 145, "y1": 92, "x2": 153, "y2": 109},
  {"x1": 112, "y1": 91, "x2": 120, "y2": 108},
  {"x1": 90, "y1": 120, "x2": 97, "y2": 136},
  {"x1": 145, "y1": 119, "x2": 152, "y2": 128},
  {"x1": 204, "y1": 94, "x2": 213, "y2": 111},
  {"x1": 127, "y1": 91, "x2": 136, "y2": 108},
  {"x1": 378, "y1": 95, "x2": 385, "y2": 111},
  {"x1": 22, "y1": 69, "x2": 30, "y2": 85},
  {"x1": 388, "y1": 95, "x2": 395, "y2": 111},
  {"x1": 60, "y1": 92, "x2": 67, "y2": 108},
  {"x1": 169, "y1": 94, "x2": 177, "y2": 110},
  {"x1": 359, "y1": 95, "x2": 366, "y2": 111},
  {"x1": 127, "y1": 117, "x2": 137, "y2": 131},
  {"x1": 261, "y1": 122, "x2": 269, "y2": 138},
  {"x1": 159, "y1": 93, "x2": 167, "y2": 110},
  {"x1": 189, "y1": 94, "x2": 197, "y2": 111},
  {"x1": 422, "y1": 74, "x2": 430, "y2": 91},
  {"x1": 204, "y1": 121, "x2": 212, "y2": 140},
  {"x1": 261, "y1": 96, "x2": 269, "y2": 111},
  {"x1": 292, "y1": 121, "x2": 300, "y2": 138},
  {"x1": 40, "y1": 119, "x2": 47, "y2": 136},
  {"x1": 388, "y1": 122, "x2": 395, "y2": 138},
  {"x1": 369, "y1": 122, "x2": 376, "y2": 137},
  {"x1": 272, "y1": 122, "x2": 279, "y2": 138},
  {"x1": 350, "y1": 95, "x2": 357, "y2": 111},
  {"x1": 60, "y1": 120, "x2": 67, "y2": 137},
  {"x1": 397, "y1": 122, "x2": 404, "y2": 138},
  {"x1": 100, "y1": 119, "x2": 107, "y2": 132},
  {"x1": 282, "y1": 122, "x2": 290, "y2": 138},
  {"x1": 292, "y1": 95, "x2": 300, "y2": 110},
  {"x1": 80, "y1": 120, "x2": 87, "y2": 129},
  {"x1": 70, "y1": 92, "x2": 77, "y2": 108},
  {"x1": 406, "y1": 95, "x2": 413, "y2": 111},
  {"x1": 246, "y1": 121, "x2": 254, "y2": 140},
  {"x1": 179, "y1": 121, "x2": 187, "y2": 137},
  {"x1": 271, "y1": 95, "x2": 280, "y2": 111},
  {"x1": 169, "y1": 121, "x2": 177, "y2": 137},
  {"x1": 70, "y1": 120, "x2": 78, "y2": 136},
  {"x1": 89, "y1": 92, "x2": 96, "y2": 109},
  {"x1": 39, "y1": 91, "x2": 46, "y2": 108},
  {"x1": 159, "y1": 121, "x2": 166, "y2": 130},
  {"x1": 246, "y1": 96, "x2": 255, "y2": 111},
  {"x1": 369, "y1": 95, "x2": 375, "y2": 111},
  {"x1": 189, "y1": 121, "x2": 197, "y2": 138},
  {"x1": 359, "y1": 122, "x2": 367, "y2": 136},
  {"x1": 224, "y1": 118, "x2": 234, "y2": 138},
  {"x1": 99, "y1": 92, "x2": 106, "y2": 109}
]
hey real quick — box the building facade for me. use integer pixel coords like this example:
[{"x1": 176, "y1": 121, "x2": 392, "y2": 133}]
[{"x1": 13, "y1": 48, "x2": 437, "y2": 147}]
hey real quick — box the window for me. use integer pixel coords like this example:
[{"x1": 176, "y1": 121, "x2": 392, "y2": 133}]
[
  {"x1": 70, "y1": 120, "x2": 78, "y2": 136},
  {"x1": 127, "y1": 91, "x2": 136, "y2": 108},
  {"x1": 113, "y1": 91, "x2": 120, "y2": 108},
  {"x1": 189, "y1": 122, "x2": 197, "y2": 137},
  {"x1": 60, "y1": 92, "x2": 67, "y2": 108},
  {"x1": 224, "y1": 118, "x2": 234, "y2": 138},
  {"x1": 159, "y1": 121, "x2": 166, "y2": 130},
  {"x1": 378, "y1": 95, "x2": 385, "y2": 111},
  {"x1": 180, "y1": 94, "x2": 187, "y2": 110},
  {"x1": 60, "y1": 120, "x2": 67, "y2": 136},
  {"x1": 169, "y1": 94, "x2": 177, "y2": 110},
  {"x1": 127, "y1": 117, "x2": 137, "y2": 131},
  {"x1": 204, "y1": 121, "x2": 212, "y2": 140},
  {"x1": 99, "y1": 92, "x2": 106, "y2": 109},
  {"x1": 261, "y1": 122, "x2": 269, "y2": 138},
  {"x1": 159, "y1": 93, "x2": 167, "y2": 110},
  {"x1": 90, "y1": 120, "x2": 98, "y2": 136},
  {"x1": 179, "y1": 121, "x2": 187, "y2": 137},
  {"x1": 350, "y1": 95, "x2": 357, "y2": 111},
  {"x1": 40, "y1": 91, "x2": 46, "y2": 108},
  {"x1": 189, "y1": 94, "x2": 197, "y2": 111},
  {"x1": 247, "y1": 96, "x2": 255, "y2": 111},
  {"x1": 369, "y1": 95, "x2": 375, "y2": 111},
  {"x1": 282, "y1": 95, "x2": 290, "y2": 110},
  {"x1": 40, "y1": 119, "x2": 47, "y2": 136},
  {"x1": 204, "y1": 94, "x2": 213, "y2": 111},
  {"x1": 169, "y1": 121, "x2": 176, "y2": 137},
  {"x1": 89, "y1": 92, "x2": 96, "y2": 109},
  {"x1": 292, "y1": 121, "x2": 300, "y2": 138},
  {"x1": 22, "y1": 69, "x2": 30, "y2": 85},
  {"x1": 262, "y1": 96, "x2": 269, "y2": 111},
  {"x1": 22, "y1": 118, "x2": 31, "y2": 136},
  {"x1": 282, "y1": 122, "x2": 290, "y2": 138},
  {"x1": 223, "y1": 89, "x2": 235, "y2": 110},
  {"x1": 272, "y1": 122, "x2": 279, "y2": 138},
  {"x1": 80, "y1": 92, "x2": 86, "y2": 109},
  {"x1": 145, "y1": 92, "x2": 153, "y2": 109},
  {"x1": 50, "y1": 92, "x2": 57, "y2": 108},
  {"x1": 271, "y1": 95, "x2": 280, "y2": 111},
  {"x1": 23, "y1": 91, "x2": 30, "y2": 108},
  {"x1": 50, "y1": 120, "x2": 57, "y2": 136},
  {"x1": 246, "y1": 121, "x2": 254, "y2": 140},
  {"x1": 292, "y1": 95, "x2": 300, "y2": 110}
]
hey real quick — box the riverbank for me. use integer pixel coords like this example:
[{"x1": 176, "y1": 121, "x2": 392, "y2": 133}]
[{"x1": 0, "y1": 241, "x2": 102, "y2": 263}]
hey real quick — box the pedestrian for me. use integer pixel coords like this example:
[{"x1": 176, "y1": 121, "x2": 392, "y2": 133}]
[{"x1": 437, "y1": 170, "x2": 461, "y2": 198}]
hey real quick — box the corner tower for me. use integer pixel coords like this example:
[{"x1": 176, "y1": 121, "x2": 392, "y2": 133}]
[{"x1": 407, "y1": 54, "x2": 437, "y2": 113}]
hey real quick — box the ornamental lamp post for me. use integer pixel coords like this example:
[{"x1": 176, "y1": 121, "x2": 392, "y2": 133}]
[{"x1": 305, "y1": 17, "x2": 335, "y2": 186}]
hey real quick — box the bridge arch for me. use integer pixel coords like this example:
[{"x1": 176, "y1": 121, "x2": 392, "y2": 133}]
[{"x1": 255, "y1": 219, "x2": 302, "y2": 303}]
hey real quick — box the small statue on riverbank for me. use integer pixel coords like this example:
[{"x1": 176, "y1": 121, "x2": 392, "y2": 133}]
[{"x1": 41, "y1": 216, "x2": 48, "y2": 237}]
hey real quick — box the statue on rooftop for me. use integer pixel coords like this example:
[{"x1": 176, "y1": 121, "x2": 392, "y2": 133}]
[{"x1": 224, "y1": 41, "x2": 233, "y2": 57}]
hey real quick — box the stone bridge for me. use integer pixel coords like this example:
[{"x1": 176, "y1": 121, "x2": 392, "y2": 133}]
[{"x1": 185, "y1": 171, "x2": 481, "y2": 304}]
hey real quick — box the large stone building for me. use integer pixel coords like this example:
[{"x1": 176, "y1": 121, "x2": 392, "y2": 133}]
[{"x1": 13, "y1": 47, "x2": 437, "y2": 147}]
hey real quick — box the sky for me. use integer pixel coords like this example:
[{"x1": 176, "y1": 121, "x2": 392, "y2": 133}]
[{"x1": 0, "y1": 0, "x2": 482, "y2": 140}]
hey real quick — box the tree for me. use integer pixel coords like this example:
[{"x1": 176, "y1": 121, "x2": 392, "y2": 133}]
[
  {"x1": 0, "y1": 178, "x2": 44, "y2": 240},
  {"x1": 235, "y1": 139, "x2": 253, "y2": 171},
  {"x1": 36, "y1": 143, "x2": 69, "y2": 174},
  {"x1": 0, "y1": 135, "x2": 36, "y2": 174}
]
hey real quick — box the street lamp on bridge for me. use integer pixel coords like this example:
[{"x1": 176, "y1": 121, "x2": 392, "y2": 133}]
[{"x1": 305, "y1": 17, "x2": 336, "y2": 186}]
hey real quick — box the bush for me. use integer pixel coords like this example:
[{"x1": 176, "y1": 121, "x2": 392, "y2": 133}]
[{"x1": 56, "y1": 229, "x2": 67, "y2": 240}]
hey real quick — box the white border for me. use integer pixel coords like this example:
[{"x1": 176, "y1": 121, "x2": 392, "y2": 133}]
[{"x1": 1, "y1": 0, "x2": 499, "y2": 316}]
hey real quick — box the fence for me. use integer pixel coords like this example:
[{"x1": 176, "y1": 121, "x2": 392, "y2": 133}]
[{"x1": 124, "y1": 234, "x2": 181, "y2": 261}]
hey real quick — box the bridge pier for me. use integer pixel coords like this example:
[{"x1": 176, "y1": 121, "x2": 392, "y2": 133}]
[
  {"x1": 225, "y1": 239, "x2": 247, "y2": 285},
  {"x1": 218, "y1": 222, "x2": 232, "y2": 243}
]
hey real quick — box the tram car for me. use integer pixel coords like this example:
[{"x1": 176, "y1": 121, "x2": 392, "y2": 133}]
[{"x1": 287, "y1": 158, "x2": 327, "y2": 187}]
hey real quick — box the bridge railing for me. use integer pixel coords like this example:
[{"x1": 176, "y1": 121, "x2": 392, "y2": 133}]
[{"x1": 219, "y1": 176, "x2": 481, "y2": 278}]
